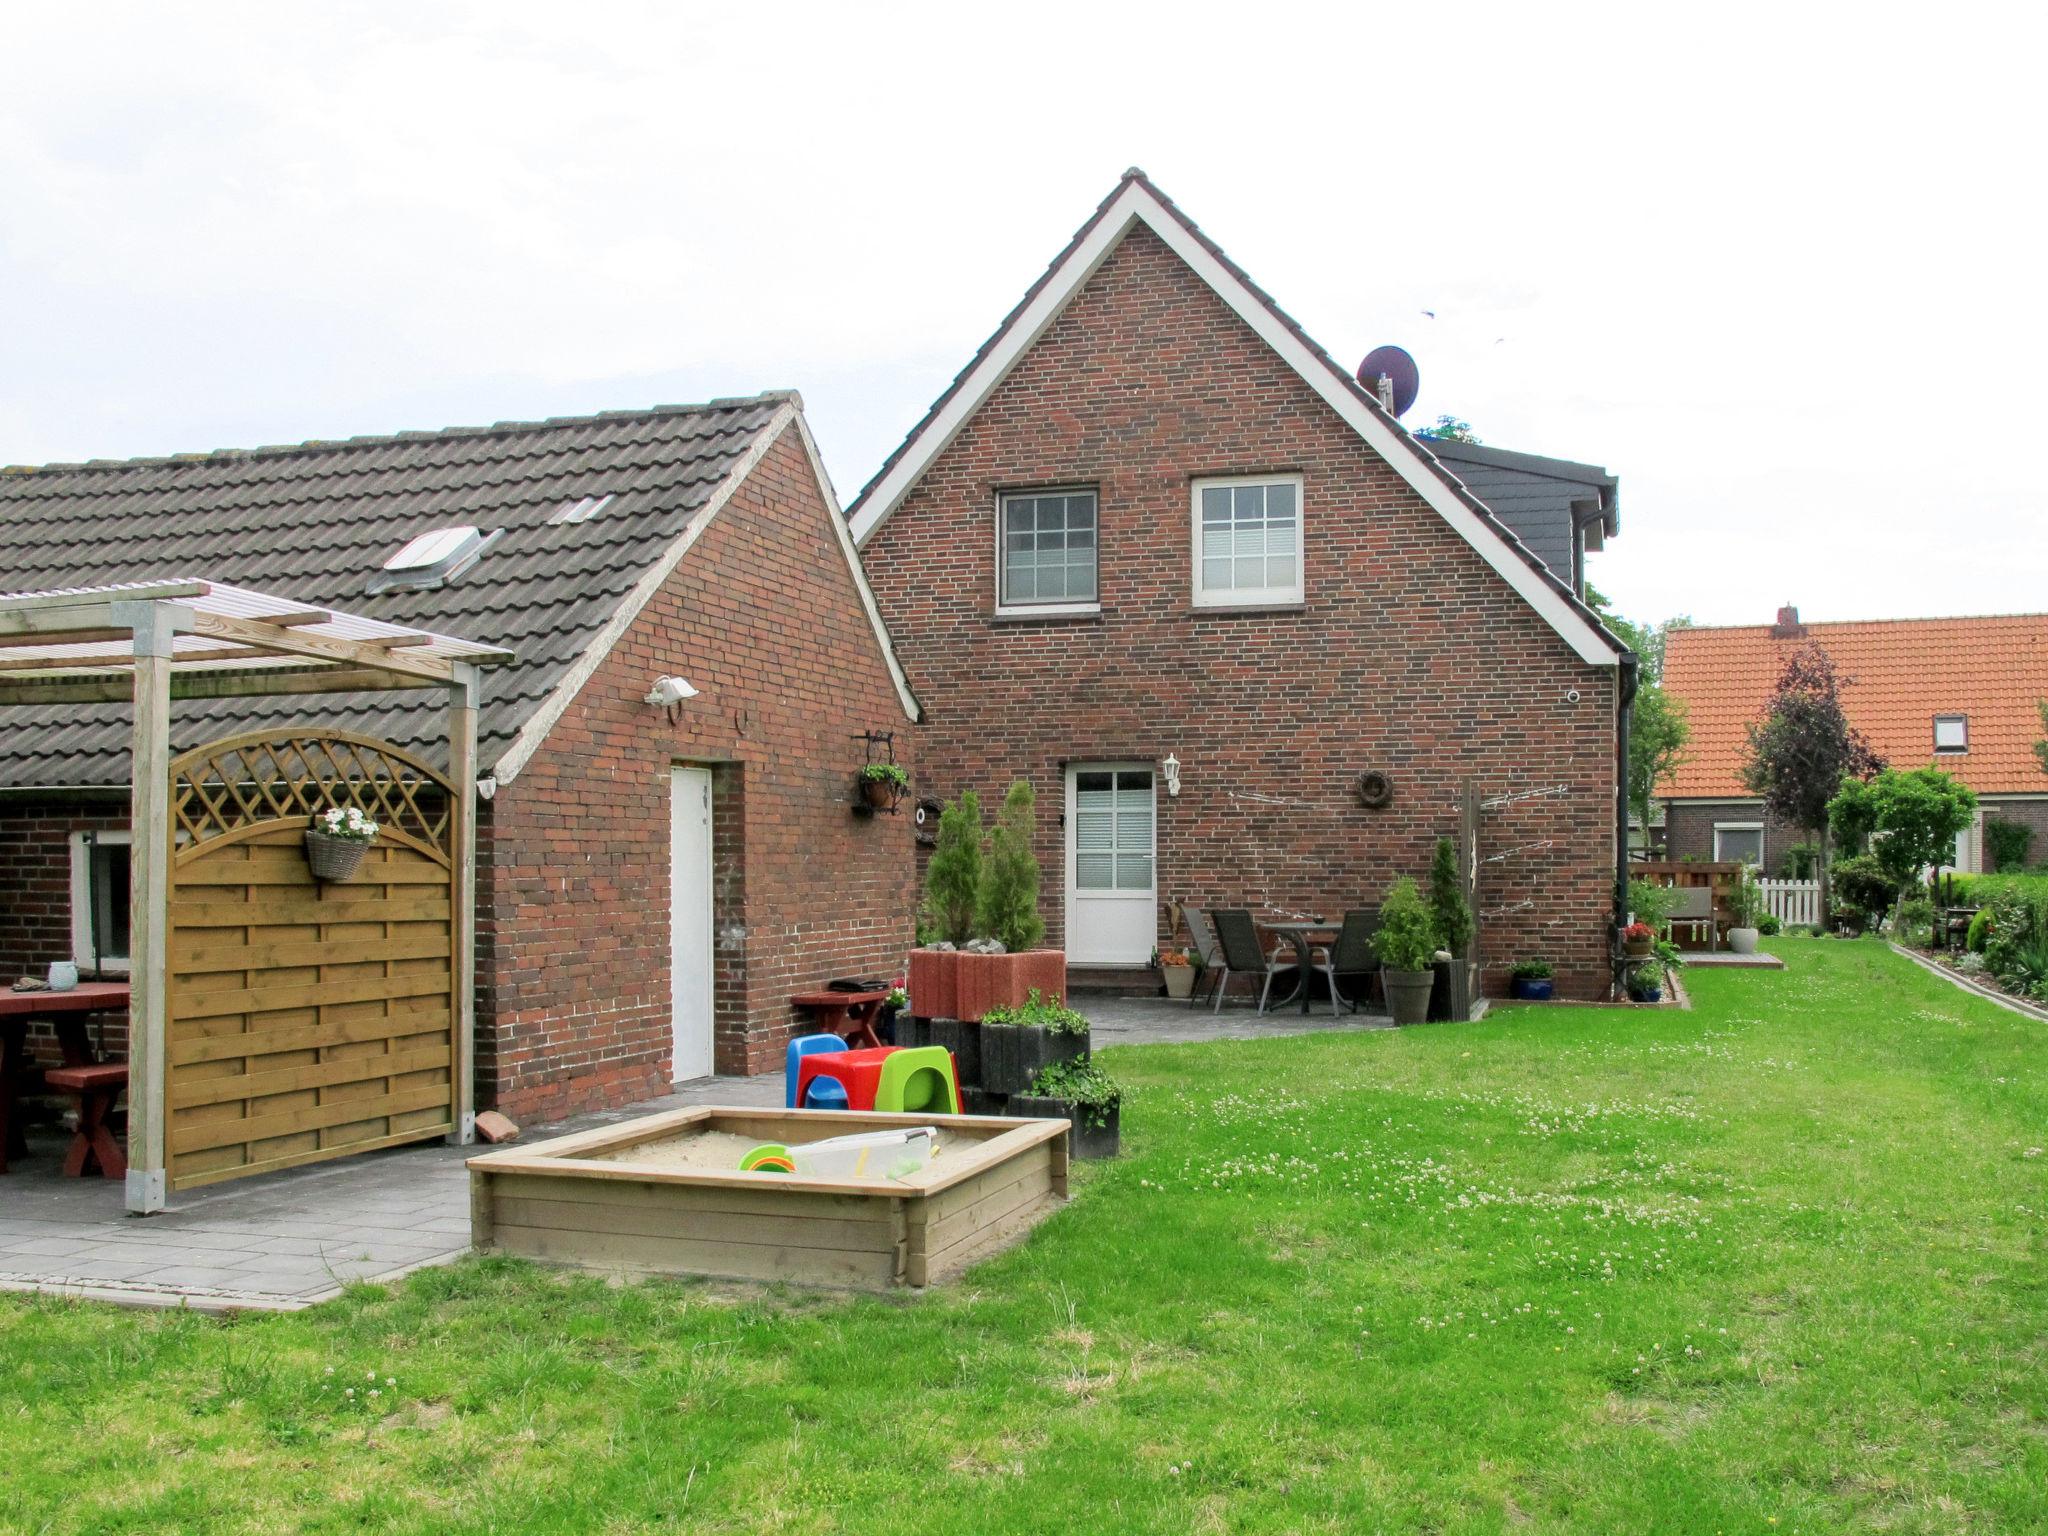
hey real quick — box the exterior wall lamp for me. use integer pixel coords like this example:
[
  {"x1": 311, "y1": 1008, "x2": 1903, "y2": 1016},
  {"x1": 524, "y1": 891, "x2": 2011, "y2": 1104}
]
[{"x1": 1162, "y1": 752, "x2": 1181, "y2": 797}]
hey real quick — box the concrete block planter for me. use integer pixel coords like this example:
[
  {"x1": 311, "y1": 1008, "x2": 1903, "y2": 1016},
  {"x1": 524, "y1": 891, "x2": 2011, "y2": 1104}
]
[
  {"x1": 1010, "y1": 1094, "x2": 1120, "y2": 1160},
  {"x1": 979, "y1": 1023, "x2": 1088, "y2": 1096},
  {"x1": 954, "y1": 949, "x2": 1068, "y2": 1023},
  {"x1": 928, "y1": 1018, "x2": 983, "y2": 1090},
  {"x1": 907, "y1": 948, "x2": 962, "y2": 1022}
]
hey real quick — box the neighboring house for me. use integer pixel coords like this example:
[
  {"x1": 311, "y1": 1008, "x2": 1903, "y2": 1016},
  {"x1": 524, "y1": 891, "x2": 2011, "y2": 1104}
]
[
  {"x1": 1422, "y1": 440, "x2": 1617, "y2": 599},
  {"x1": 851, "y1": 170, "x2": 1631, "y2": 1001},
  {"x1": 0, "y1": 392, "x2": 920, "y2": 1117},
  {"x1": 1660, "y1": 605, "x2": 2048, "y2": 873}
]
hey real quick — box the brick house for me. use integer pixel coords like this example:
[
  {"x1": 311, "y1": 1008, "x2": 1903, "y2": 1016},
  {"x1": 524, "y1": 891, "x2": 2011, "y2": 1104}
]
[
  {"x1": 1661, "y1": 605, "x2": 2048, "y2": 875},
  {"x1": 851, "y1": 170, "x2": 1632, "y2": 1000},
  {"x1": 0, "y1": 392, "x2": 920, "y2": 1118}
]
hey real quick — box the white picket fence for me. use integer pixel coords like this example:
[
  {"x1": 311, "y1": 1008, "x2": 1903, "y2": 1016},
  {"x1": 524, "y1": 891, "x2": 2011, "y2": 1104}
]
[{"x1": 1760, "y1": 877, "x2": 1821, "y2": 928}]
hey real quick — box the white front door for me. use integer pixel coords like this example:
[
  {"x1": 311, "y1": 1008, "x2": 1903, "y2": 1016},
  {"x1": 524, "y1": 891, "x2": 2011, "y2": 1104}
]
[
  {"x1": 669, "y1": 767, "x2": 714, "y2": 1081},
  {"x1": 1065, "y1": 764, "x2": 1157, "y2": 964}
]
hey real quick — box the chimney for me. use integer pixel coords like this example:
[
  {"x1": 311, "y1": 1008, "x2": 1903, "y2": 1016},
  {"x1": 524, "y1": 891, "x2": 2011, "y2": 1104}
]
[{"x1": 1771, "y1": 604, "x2": 1805, "y2": 639}]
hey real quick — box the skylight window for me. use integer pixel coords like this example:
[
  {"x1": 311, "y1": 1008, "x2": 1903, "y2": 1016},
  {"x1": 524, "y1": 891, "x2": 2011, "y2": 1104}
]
[
  {"x1": 367, "y1": 525, "x2": 499, "y2": 594},
  {"x1": 548, "y1": 494, "x2": 614, "y2": 526},
  {"x1": 1933, "y1": 714, "x2": 1968, "y2": 753}
]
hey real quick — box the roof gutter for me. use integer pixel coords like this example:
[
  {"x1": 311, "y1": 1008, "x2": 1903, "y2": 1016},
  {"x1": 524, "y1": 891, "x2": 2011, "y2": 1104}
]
[{"x1": 1614, "y1": 650, "x2": 1640, "y2": 995}]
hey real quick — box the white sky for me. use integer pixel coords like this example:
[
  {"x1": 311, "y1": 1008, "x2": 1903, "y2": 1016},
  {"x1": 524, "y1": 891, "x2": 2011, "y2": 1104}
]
[{"x1": 5, "y1": 3, "x2": 2042, "y2": 628}]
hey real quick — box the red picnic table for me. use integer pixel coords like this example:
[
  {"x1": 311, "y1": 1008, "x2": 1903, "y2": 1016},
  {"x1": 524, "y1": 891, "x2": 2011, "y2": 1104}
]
[
  {"x1": 789, "y1": 989, "x2": 891, "y2": 1050},
  {"x1": 0, "y1": 981, "x2": 130, "y2": 1176}
]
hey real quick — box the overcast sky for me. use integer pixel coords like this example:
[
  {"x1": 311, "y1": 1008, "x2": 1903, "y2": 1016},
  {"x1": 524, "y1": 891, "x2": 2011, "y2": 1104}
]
[{"x1": 5, "y1": 3, "x2": 2042, "y2": 629}]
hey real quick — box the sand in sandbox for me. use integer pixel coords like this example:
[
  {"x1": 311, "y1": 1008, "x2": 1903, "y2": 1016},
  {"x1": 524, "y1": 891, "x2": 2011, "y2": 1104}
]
[{"x1": 591, "y1": 1127, "x2": 959, "y2": 1177}]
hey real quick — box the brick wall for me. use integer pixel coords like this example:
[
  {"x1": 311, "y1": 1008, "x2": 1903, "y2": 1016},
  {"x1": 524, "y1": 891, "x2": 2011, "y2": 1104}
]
[
  {"x1": 0, "y1": 797, "x2": 131, "y2": 1062},
  {"x1": 1977, "y1": 798, "x2": 2048, "y2": 872},
  {"x1": 1663, "y1": 799, "x2": 1809, "y2": 871},
  {"x1": 861, "y1": 225, "x2": 1620, "y2": 999},
  {"x1": 476, "y1": 423, "x2": 917, "y2": 1118}
]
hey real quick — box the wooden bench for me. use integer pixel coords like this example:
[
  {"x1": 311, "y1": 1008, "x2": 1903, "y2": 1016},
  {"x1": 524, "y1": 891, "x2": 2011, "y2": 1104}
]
[
  {"x1": 43, "y1": 1062, "x2": 127, "y2": 1179},
  {"x1": 790, "y1": 990, "x2": 891, "y2": 1050}
]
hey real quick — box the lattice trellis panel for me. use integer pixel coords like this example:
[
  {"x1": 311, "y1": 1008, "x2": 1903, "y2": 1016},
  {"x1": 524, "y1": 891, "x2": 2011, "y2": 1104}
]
[{"x1": 169, "y1": 728, "x2": 453, "y2": 859}]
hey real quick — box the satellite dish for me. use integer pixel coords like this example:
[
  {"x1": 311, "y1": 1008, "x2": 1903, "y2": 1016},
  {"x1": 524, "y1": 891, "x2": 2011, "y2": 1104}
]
[{"x1": 1355, "y1": 345, "x2": 1419, "y2": 418}]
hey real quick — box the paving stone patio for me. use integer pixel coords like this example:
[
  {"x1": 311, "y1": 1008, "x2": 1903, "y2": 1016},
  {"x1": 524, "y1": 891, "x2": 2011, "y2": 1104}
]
[{"x1": 0, "y1": 995, "x2": 1383, "y2": 1312}]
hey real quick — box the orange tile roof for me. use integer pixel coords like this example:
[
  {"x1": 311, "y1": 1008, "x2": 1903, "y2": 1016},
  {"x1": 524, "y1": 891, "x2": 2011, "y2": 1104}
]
[{"x1": 1660, "y1": 612, "x2": 2048, "y2": 798}]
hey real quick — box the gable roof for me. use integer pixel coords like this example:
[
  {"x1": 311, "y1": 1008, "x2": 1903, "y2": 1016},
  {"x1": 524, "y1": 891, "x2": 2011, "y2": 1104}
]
[
  {"x1": 846, "y1": 168, "x2": 1624, "y2": 667},
  {"x1": 1661, "y1": 611, "x2": 2048, "y2": 798},
  {"x1": 1422, "y1": 439, "x2": 1618, "y2": 582},
  {"x1": 0, "y1": 392, "x2": 916, "y2": 790}
]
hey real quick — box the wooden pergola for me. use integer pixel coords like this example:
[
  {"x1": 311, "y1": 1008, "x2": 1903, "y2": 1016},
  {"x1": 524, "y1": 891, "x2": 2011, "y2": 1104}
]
[{"x1": 0, "y1": 580, "x2": 512, "y2": 1212}]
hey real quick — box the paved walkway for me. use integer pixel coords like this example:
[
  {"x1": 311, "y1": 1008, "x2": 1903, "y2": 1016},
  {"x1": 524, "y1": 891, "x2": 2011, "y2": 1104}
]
[{"x1": 0, "y1": 997, "x2": 1380, "y2": 1312}]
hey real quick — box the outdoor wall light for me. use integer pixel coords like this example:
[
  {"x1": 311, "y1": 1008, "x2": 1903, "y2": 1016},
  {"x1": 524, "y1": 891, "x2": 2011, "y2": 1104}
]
[
  {"x1": 646, "y1": 675, "x2": 699, "y2": 725},
  {"x1": 1162, "y1": 752, "x2": 1181, "y2": 797}
]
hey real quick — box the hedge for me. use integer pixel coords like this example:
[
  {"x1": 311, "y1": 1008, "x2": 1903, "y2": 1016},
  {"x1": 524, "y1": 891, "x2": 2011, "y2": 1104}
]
[{"x1": 1950, "y1": 873, "x2": 2048, "y2": 932}]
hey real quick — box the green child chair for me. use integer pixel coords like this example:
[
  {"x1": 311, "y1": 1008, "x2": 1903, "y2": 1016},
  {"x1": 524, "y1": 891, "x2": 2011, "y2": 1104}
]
[{"x1": 872, "y1": 1046, "x2": 962, "y2": 1115}]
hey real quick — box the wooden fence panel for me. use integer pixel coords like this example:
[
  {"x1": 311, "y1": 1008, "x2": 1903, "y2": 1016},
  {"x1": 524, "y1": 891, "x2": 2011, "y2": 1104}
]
[
  {"x1": 163, "y1": 730, "x2": 458, "y2": 1192},
  {"x1": 1760, "y1": 878, "x2": 1821, "y2": 928}
]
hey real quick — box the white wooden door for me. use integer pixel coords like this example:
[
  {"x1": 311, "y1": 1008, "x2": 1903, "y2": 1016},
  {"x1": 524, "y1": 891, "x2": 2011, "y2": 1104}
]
[
  {"x1": 1065, "y1": 764, "x2": 1156, "y2": 964},
  {"x1": 669, "y1": 767, "x2": 714, "y2": 1081}
]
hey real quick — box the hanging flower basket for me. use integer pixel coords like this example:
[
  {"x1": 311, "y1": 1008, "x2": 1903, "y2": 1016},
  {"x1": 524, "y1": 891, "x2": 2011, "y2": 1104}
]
[
  {"x1": 856, "y1": 762, "x2": 910, "y2": 814},
  {"x1": 304, "y1": 805, "x2": 381, "y2": 883}
]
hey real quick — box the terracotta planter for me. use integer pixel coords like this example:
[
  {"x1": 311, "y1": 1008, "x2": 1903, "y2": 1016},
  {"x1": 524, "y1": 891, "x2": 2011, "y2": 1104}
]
[
  {"x1": 1161, "y1": 964, "x2": 1197, "y2": 1000},
  {"x1": 1382, "y1": 968, "x2": 1434, "y2": 1026},
  {"x1": 953, "y1": 949, "x2": 1067, "y2": 1023},
  {"x1": 907, "y1": 948, "x2": 961, "y2": 1020},
  {"x1": 858, "y1": 774, "x2": 905, "y2": 813}
]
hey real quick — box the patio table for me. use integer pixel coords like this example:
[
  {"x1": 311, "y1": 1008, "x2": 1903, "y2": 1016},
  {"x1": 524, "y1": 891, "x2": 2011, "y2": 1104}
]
[
  {"x1": 1254, "y1": 917, "x2": 1339, "y2": 1015},
  {"x1": 790, "y1": 989, "x2": 891, "y2": 1049},
  {"x1": 0, "y1": 981, "x2": 129, "y2": 1174}
]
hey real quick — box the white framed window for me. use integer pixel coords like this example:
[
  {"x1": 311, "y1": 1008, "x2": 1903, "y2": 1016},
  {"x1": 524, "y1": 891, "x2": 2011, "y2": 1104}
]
[
  {"x1": 997, "y1": 488, "x2": 1098, "y2": 614},
  {"x1": 69, "y1": 830, "x2": 131, "y2": 975},
  {"x1": 1192, "y1": 474, "x2": 1304, "y2": 608},
  {"x1": 1934, "y1": 714, "x2": 1968, "y2": 753},
  {"x1": 1713, "y1": 822, "x2": 1764, "y2": 865}
]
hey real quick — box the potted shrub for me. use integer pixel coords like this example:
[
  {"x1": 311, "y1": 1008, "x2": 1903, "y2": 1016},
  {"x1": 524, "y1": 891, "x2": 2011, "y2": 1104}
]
[
  {"x1": 1427, "y1": 836, "x2": 1477, "y2": 1021},
  {"x1": 1156, "y1": 947, "x2": 1198, "y2": 1000},
  {"x1": 1012, "y1": 1057, "x2": 1122, "y2": 1159},
  {"x1": 857, "y1": 761, "x2": 910, "y2": 813},
  {"x1": 304, "y1": 804, "x2": 380, "y2": 882},
  {"x1": 1829, "y1": 853, "x2": 1896, "y2": 939},
  {"x1": 1726, "y1": 861, "x2": 1765, "y2": 955},
  {"x1": 1373, "y1": 877, "x2": 1440, "y2": 1026},
  {"x1": 978, "y1": 989, "x2": 1089, "y2": 1095},
  {"x1": 1509, "y1": 960, "x2": 1554, "y2": 1001},
  {"x1": 907, "y1": 783, "x2": 1067, "y2": 1024},
  {"x1": 1625, "y1": 959, "x2": 1665, "y2": 1004},
  {"x1": 1621, "y1": 920, "x2": 1656, "y2": 958}
]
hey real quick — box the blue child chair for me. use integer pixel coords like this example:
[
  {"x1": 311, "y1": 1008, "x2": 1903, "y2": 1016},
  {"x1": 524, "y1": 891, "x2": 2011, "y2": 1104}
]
[{"x1": 784, "y1": 1033, "x2": 848, "y2": 1108}]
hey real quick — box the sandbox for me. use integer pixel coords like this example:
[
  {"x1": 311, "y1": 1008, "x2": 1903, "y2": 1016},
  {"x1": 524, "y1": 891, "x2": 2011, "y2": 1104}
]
[{"x1": 467, "y1": 1106, "x2": 1069, "y2": 1290}]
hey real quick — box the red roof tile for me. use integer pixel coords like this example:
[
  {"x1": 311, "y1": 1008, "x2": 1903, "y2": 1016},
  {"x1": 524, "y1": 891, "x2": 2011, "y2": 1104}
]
[{"x1": 1661, "y1": 613, "x2": 2048, "y2": 798}]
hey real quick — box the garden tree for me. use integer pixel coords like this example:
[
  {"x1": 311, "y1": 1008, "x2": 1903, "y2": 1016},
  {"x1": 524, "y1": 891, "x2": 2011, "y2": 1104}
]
[
  {"x1": 920, "y1": 791, "x2": 982, "y2": 944},
  {"x1": 2034, "y1": 699, "x2": 2048, "y2": 777},
  {"x1": 1587, "y1": 588, "x2": 1693, "y2": 840},
  {"x1": 1428, "y1": 836, "x2": 1474, "y2": 957},
  {"x1": 1740, "y1": 642, "x2": 1883, "y2": 914},
  {"x1": 976, "y1": 779, "x2": 1046, "y2": 951},
  {"x1": 1413, "y1": 414, "x2": 1479, "y2": 442},
  {"x1": 1828, "y1": 767, "x2": 1977, "y2": 905}
]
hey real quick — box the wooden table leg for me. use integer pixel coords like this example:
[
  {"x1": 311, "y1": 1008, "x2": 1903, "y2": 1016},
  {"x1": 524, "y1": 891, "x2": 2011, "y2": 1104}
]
[
  {"x1": 0, "y1": 1024, "x2": 23, "y2": 1172},
  {"x1": 842, "y1": 1003, "x2": 883, "y2": 1049},
  {"x1": 64, "y1": 1080, "x2": 126, "y2": 1180}
]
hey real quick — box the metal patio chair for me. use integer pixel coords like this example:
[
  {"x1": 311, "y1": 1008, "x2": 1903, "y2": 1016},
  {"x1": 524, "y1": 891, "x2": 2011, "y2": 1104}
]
[
  {"x1": 1328, "y1": 907, "x2": 1382, "y2": 1014},
  {"x1": 1211, "y1": 908, "x2": 1338, "y2": 1015},
  {"x1": 1179, "y1": 904, "x2": 1229, "y2": 1009}
]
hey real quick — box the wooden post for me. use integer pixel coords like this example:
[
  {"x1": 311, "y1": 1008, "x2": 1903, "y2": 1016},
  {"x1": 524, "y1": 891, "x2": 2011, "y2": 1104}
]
[
  {"x1": 118, "y1": 601, "x2": 176, "y2": 1213},
  {"x1": 446, "y1": 662, "x2": 480, "y2": 1146}
]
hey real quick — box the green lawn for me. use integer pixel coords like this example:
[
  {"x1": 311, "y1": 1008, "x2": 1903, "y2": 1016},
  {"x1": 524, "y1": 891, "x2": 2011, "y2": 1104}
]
[{"x1": 4, "y1": 938, "x2": 2044, "y2": 1534}]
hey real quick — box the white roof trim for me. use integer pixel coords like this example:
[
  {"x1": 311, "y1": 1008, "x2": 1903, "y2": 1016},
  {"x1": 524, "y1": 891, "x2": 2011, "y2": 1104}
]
[
  {"x1": 490, "y1": 409, "x2": 791, "y2": 784},
  {"x1": 849, "y1": 178, "x2": 1618, "y2": 667},
  {"x1": 490, "y1": 403, "x2": 918, "y2": 785},
  {"x1": 788, "y1": 412, "x2": 922, "y2": 724}
]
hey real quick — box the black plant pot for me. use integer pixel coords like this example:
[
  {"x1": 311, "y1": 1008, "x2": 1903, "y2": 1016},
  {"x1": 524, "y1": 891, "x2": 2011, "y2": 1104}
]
[
  {"x1": 898, "y1": 1015, "x2": 933, "y2": 1049},
  {"x1": 1428, "y1": 959, "x2": 1476, "y2": 1021},
  {"x1": 978, "y1": 1023, "x2": 1089, "y2": 1096},
  {"x1": 1009, "y1": 1093, "x2": 1120, "y2": 1160},
  {"x1": 1510, "y1": 978, "x2": 1554, "y2": 1001},
  {"x1": 928, "y1": 1018, "x2": 982, "y2": 1090},
  {"x1": 964, "y1": 1087, "x2": 1009, "y2": 1116}
]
